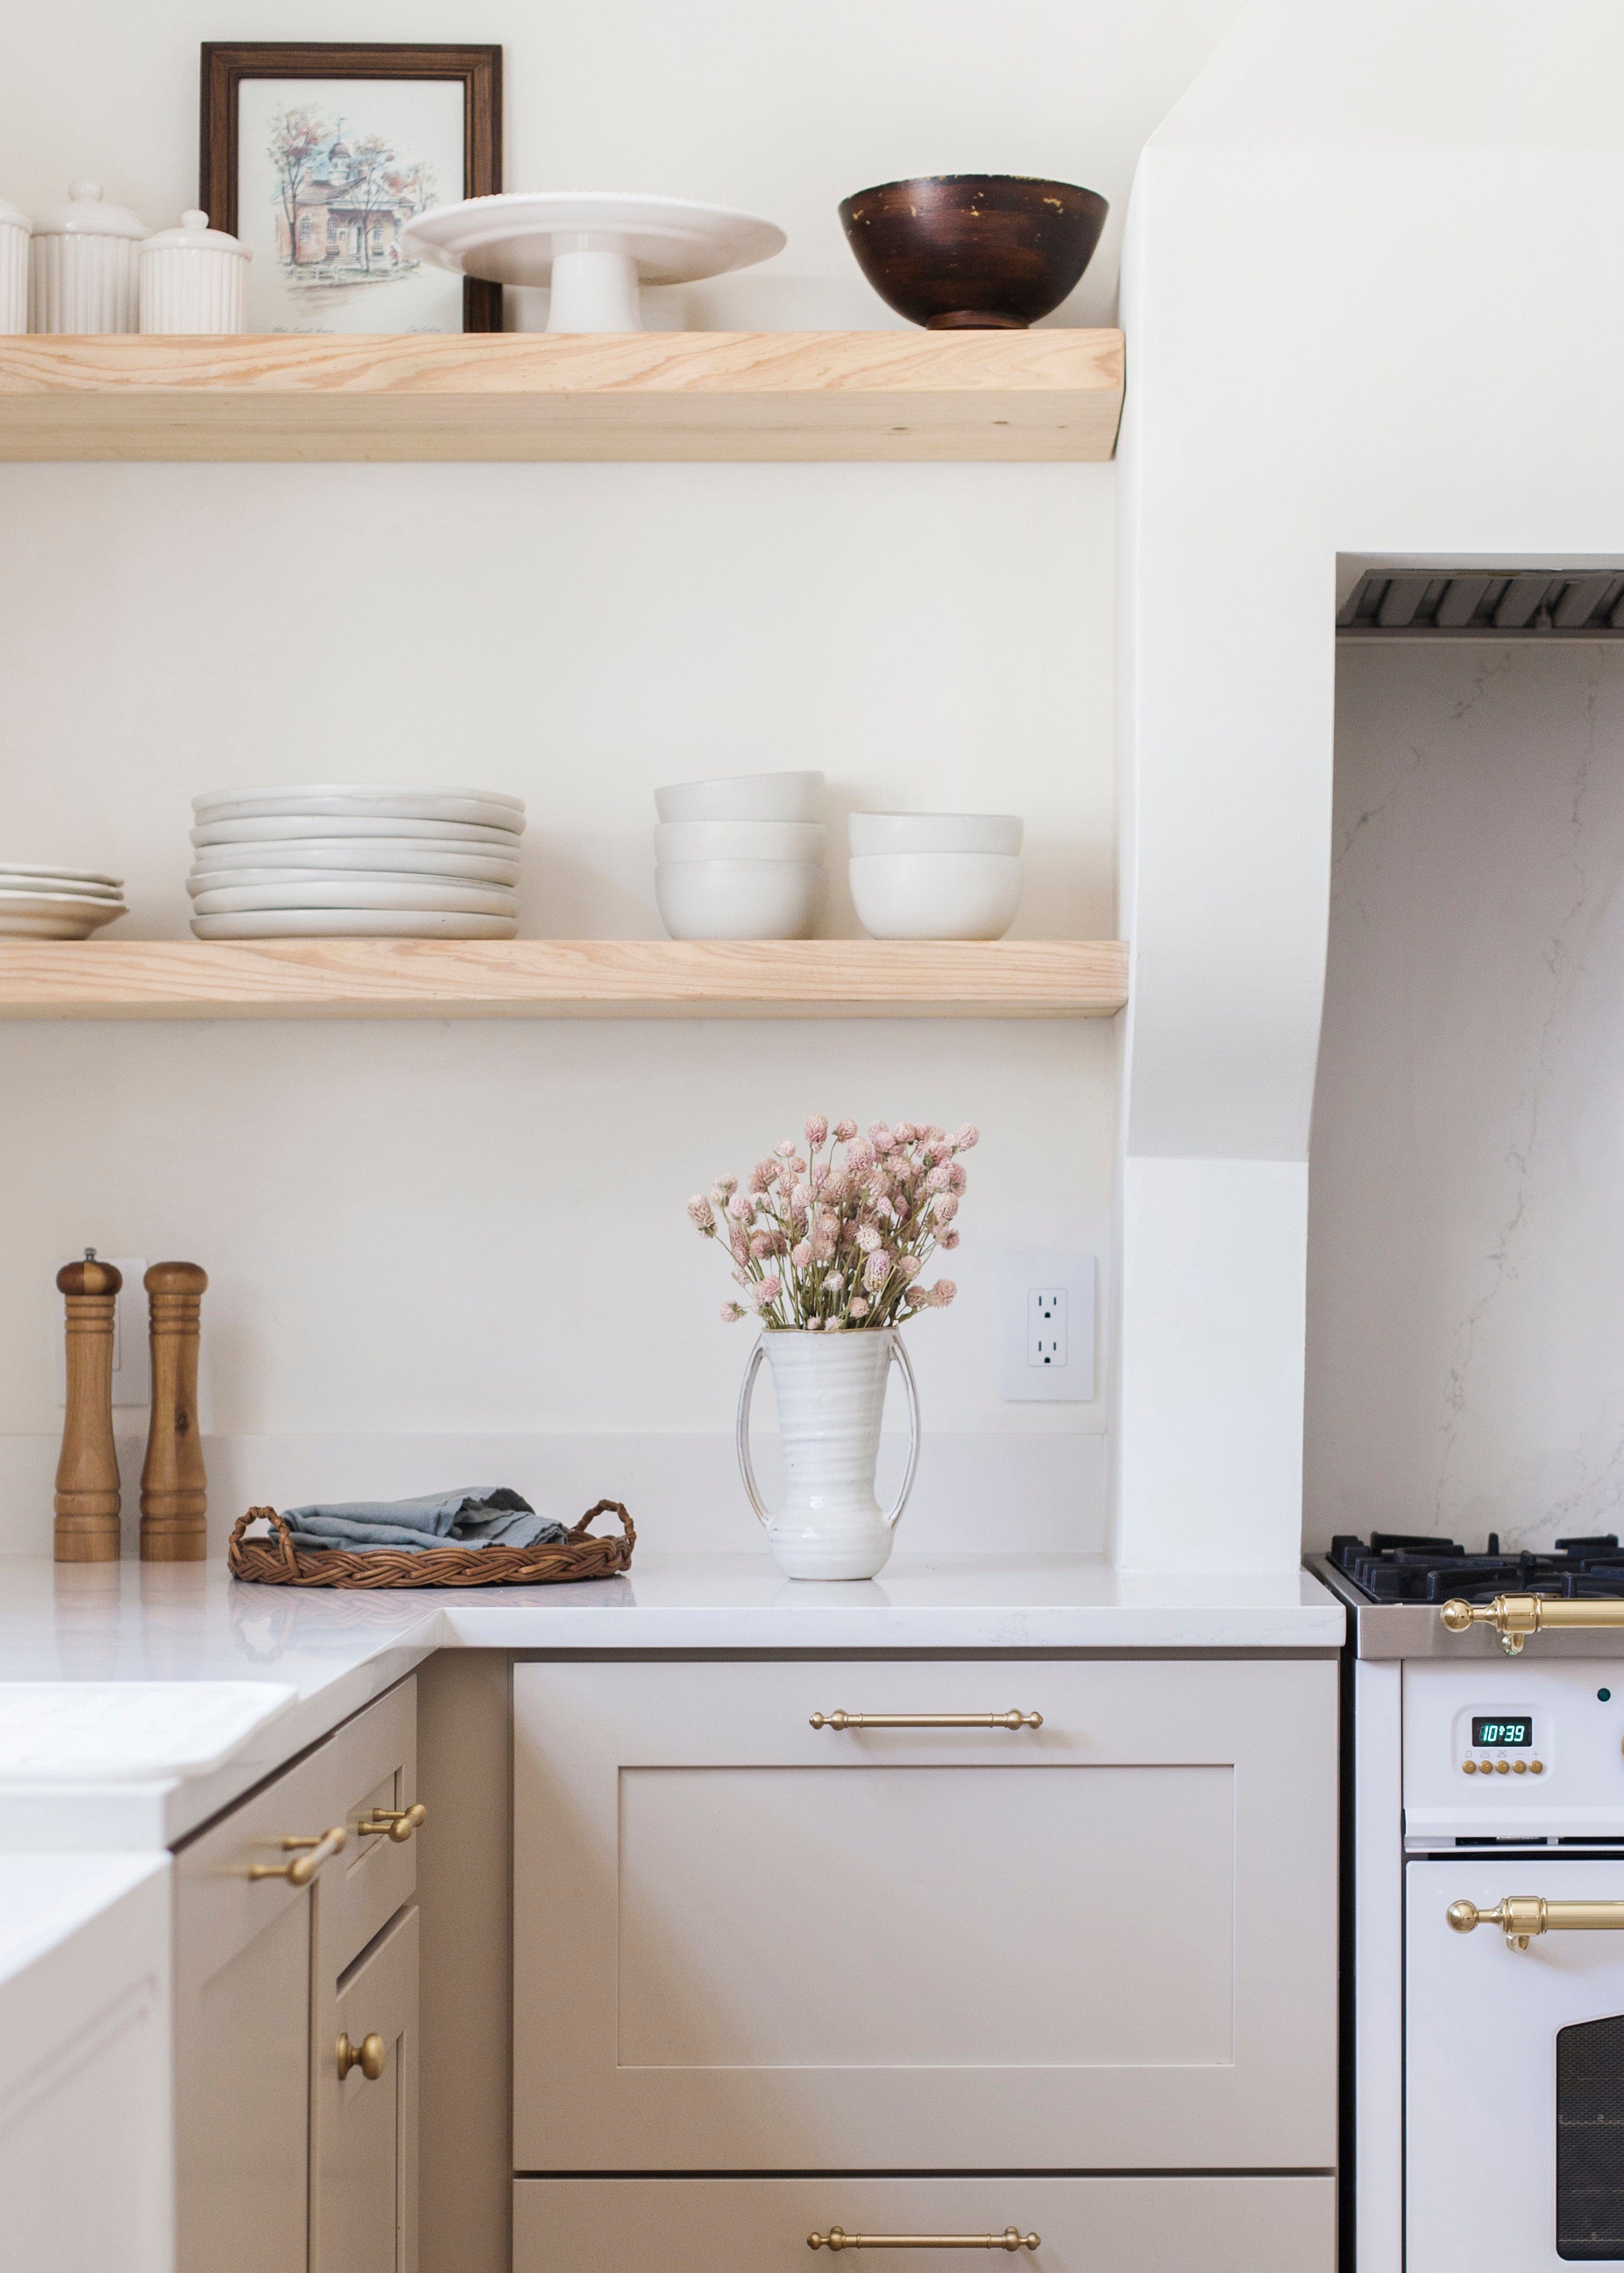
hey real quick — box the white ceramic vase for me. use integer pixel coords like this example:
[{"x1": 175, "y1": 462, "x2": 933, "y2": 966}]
[
  {"x1": 736, "y1": 1327, "x2": 920, "y2": 1580},
  {"x1": 139, "y1": 211, "x2": 250, "y2": 335},
  {"x1": 0, "y1": 201, "x2": 30, "y2": 334}
]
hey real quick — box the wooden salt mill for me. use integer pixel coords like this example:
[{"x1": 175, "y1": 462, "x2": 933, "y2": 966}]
[
  {"x1": 140, "y1": 1261, "x2": 208, "y2": 1562},
  {"x1": 54, "y1": 1250, "x2": 124, "y2": 1563}
]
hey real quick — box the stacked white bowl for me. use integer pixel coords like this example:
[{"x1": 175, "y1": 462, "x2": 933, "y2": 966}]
[
  {"x1": 654, "y1": 771, "x2": 825, "y2": 940},
  {"x1": 187, "y1": 785, "x2": 525, "y2": 939},
  {"x1": 0, "y1": 862, "x2": 126, "y2": 938},
  {"x1": 848, "y1": 812, "x2": 1025, "y2": 940}
]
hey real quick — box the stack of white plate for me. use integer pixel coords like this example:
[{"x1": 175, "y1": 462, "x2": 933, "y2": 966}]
[
  {"x1": 0, "y1": 863, "x2": 127, "y2": 939},
  {"x1": 653, "y1": 771, "x2": 825, "y2": 940},
  {"x1": 187, "y1": 786, "x2": 525, "y2": 939}
]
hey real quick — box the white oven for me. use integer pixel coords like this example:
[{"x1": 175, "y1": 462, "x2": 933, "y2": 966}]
[{"x1": 1404, "y1": 1662, "x2": 1624, "y2": 2267}]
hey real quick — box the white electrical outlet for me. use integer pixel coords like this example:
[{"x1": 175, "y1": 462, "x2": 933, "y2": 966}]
[
  {"x1": 1001, "y1": 1254, "x2": 1095, "y2": 1402},
  {"x1": 54, "y1": 1257, "x2": 149, "y2": 1408}
]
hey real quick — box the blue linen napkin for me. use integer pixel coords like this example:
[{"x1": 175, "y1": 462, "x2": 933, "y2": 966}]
[{"x1": 281, "y1": 1487, "x2": 566, "y2": 1553}]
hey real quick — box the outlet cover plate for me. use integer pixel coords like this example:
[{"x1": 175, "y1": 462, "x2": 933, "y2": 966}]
[
  {"x1": 55, "y1": 1257, "x2": 149, "y2": 1409},
  {"x1": 1000, "y1": 1253, "x2": 1095, "y2": 1402}
]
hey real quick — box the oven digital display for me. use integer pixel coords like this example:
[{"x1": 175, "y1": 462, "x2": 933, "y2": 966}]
[{"x1": 1472, "y1": 1716, "x2": 1533, "y2": 1748}]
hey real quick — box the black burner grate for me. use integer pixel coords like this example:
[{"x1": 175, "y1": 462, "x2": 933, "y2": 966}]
[{"x1": 1329, "y1": 1533, "x2": 1624, "y2": 1606}]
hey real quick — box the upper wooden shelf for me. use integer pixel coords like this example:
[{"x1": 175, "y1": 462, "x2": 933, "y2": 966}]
[
  {"x1": 0, "y1": 330, "x2": 1123, "y2": 464},
  {"x1": 0, "y1": 938, "x2": 1126, "y2": 1020}
]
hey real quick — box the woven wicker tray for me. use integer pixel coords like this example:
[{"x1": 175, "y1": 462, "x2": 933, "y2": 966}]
[{"x1": 228, "y1": 1498, "x2": 635, "y2": 1589}]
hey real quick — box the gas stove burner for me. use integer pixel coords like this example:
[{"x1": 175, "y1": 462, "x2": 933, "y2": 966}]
[{"x1": 1329, "y1": 1532, "x2": 1624, "y2": 1605}]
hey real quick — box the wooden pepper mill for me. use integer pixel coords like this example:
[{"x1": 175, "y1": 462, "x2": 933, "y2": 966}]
[
  {"x1": 140, "y1": 1261, "x2": 209, "y2": 1562},
  {"x1": 54, "y1": 1250, "x2": 124, "y2": 1563}
]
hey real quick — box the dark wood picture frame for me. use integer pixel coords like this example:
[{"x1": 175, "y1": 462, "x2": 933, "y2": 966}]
[{"x1": 200, "y1": 41, "x2": 503, "y2": 331}]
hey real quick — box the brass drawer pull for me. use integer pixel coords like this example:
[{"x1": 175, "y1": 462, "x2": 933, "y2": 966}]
[
  {"x1": 1449, "y1": 1895, "x2": 1624, "y2": 1949},
  {"x1": 248, "y1": 1824, "x2": 347, "y2": 1885},
  {"x1": 358, "y1": 1802, "x2": 427, "y2": 1844},
  {"x1": 809, "y1": 2231, "x2": 1039, "y2": 2253},
  {"x1": 810, "y1": 1712, "x2": 1042, "y2": 1732},
  {"x1": 336, "y1": 2031, "x2": 387, "y2": 2082},
  {"x1": 1442, "y1": 1593, "x2": 1624, "y2": 1655}
]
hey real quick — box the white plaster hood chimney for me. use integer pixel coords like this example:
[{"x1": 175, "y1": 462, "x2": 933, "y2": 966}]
[{"x1": 1114, "y1": 0, "x2": 1624, "y2": 1572}]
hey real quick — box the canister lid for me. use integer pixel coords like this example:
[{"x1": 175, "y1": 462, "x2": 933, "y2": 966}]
[
  {"x1": 0, "y1": 199, "x2": 31, "y2": 235},
  {"x1": 140, "y1": 209, "x2": 251, "y2": 260},
  {"x1": 34, "y1": 180, "x2": 149, "y2": 241}
]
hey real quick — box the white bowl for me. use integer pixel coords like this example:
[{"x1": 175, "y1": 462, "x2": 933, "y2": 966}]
[
  {"x1": 654, "y1": 820, "x2": 826, "y2": 864},
  {"x1": 848, "y1": 811, "x2": 1023, "y2": 857},
  {"x1": 848, "y1": 852, "x2": 1023, "y2": 940},
  {"x1": 654, "y1": 770, "x2": 823, "y2": 824},
  {"x1": 655, "y1": 858, "x2": 822, "y2": 941}
]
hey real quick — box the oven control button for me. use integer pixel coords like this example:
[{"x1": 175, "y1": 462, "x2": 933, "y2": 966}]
[
  {"x1": 1495, "y1": 1760, "x2": 1511, "y2": 1774},
  {"x1": 1531, "y1": 1760, "x2": 1544, "y2": 1773},
  {"x1": 1463, "y1": 1760, "x2": 1478, "y2": 1774},
  {"x1": 1513, "y1": 1759, "x2": 1527, "y2": 1773}
]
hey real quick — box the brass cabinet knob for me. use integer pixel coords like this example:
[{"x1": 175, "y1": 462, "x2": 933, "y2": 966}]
[
  {"x1": 358, "y1": 1802, "x2": 427, "y2": 1844},
  {"x1": 248, "y1": 1824, "x2": 347, "y2": 1885},
  {"x1": 337, "y1": 2031, "x2": 387, "y2": 2082}
]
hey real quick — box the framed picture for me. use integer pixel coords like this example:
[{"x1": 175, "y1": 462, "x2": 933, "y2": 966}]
[{"x1": 200, "y1": 42, "x2": 502, "y2": 334}]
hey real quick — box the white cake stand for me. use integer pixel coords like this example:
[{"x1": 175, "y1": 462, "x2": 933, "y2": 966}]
[{"x1": 398, "y1": 193, "x2": 786, "y2": 332}]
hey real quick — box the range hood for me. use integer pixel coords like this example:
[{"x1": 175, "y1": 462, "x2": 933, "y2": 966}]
[{"x1": 1339, "y1": 566, "x2": 1624, "y2": 638}]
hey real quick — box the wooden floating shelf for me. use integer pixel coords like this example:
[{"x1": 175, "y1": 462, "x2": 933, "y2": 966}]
[
  {"x1": 0, "y1": 938, "x2": 1128, "y2": 1021},
  {"x1": 0, "y1": 330, "x2": 1123, "y2": 464}
]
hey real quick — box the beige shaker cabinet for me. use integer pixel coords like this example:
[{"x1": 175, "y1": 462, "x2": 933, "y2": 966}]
[
  {"x1": 173, "y1": 1677, "x2": 421, "y2": 2273},
  {"x1": 512, "y1": 1656, "x2": 1338, "y2": 2175},
  {"x1": 315, "y1": 1903, "x2": 420, "y2": 2273}
]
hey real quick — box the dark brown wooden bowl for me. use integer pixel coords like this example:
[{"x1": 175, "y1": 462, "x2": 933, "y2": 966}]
[{"x1": 838, "y1": 174, "x2": 1108, "y2": 330}]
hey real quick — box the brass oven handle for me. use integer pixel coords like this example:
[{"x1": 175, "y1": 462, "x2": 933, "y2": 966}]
[
  {"x1": 1448, "y1": 1895, "x2": 1624, "y2": 1950},
  {"x1": 1441, "y1": 1593, "x2": 1624, "y2": 1655},
  {"x1": 248, "y1": 1824, "x2": 347, "y2": 1885},
  {"x1": 809, "y1": 2232, "x2": 1039, "y2": 2253},
  {"x1": 810, "y1": 1712, "x2": 1042, "y2": 1732},
  {"x1": 358, "y1": 1803, "x2": 427, "y2": 1844},
  {"x1": 336, "y1": 2031, "x2": 387, "y2": 2082}
]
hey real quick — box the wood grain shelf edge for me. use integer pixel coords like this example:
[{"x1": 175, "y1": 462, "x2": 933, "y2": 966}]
[{"x1": 0, "y1": 938, "x2": 1129, "y2": 1020}]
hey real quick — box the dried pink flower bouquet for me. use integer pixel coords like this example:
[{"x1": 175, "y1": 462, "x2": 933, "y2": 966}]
[{"x1": 687, "y1": 1116, "x2": 974, "y2": 1330}]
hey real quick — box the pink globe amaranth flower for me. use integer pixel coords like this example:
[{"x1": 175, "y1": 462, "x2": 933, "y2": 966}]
[
  {"x1": 863, "y1": 1249, "x2": 892, "y2": 1289},
  {"x1": 849, "y1": 1296, "x2": 871, "y2": 1319},
  {"x1": 929, "y1": 1279, "x2": 957, "y2": 1307},
  {"x1": 749, "y1": 1158, "x2": 777, "y2": 1193},
  {"x1": 823, "y1": 1270, "x2": 845, "y2": 1294},
  {"x1": 927, "y1": 1124, "x2": 946, "y2": 1143},
  {"x1": 730, "y1": 1233, "x2": 750, "y2": 1264},
  {"x1": 825, "y1": 1314, "x2": 846, "y2": 1331},
  {"x1": 925, "y1": 1163, "x2": 952, "y2": 1192},
  {"x1": 813, "y1": 1237, "x2": 836, "y2": 1263},
  {"x1": 932, "y1": 1192, "x2": 958, "y2": 1223},
  {"x1": 892, "y1": 1121, "x2": 918, "y2": 1144},
  {"x1": 846, "y1": 1138, "x2": 875, "y2": 1170},
  {"x1": 775, "y1": 1138, "x2": 797, "y2": 1158},
  {"x1": 955, "y1": 1124, "x2": 979, "y2": 1151},
  {"x1": 791, "y1": 1181, "x2": 812, "y2": 1211},
  {"x1": 871, "y1": 1128, "x2": 895, "y2": 1153},
  {"x1": 947, "y1": 1162, "x2": 967, "y2": 1193},
  {"x1": 721, "y1": 1302, "x2": 747, "y2": 1322},
  {"x1": 940, "y1": 1230, "x2": 960, "y2": 1249},
  {"x1": 792, "y1": 1240, "x2": 814, "y2": 1269},
  {"x1": 726, "y1": 1190, "x2": 753, "y2": 1221},
  {"x1": 687, "y1": 1193, "x2": 716, "y2": 1231},
  {"x1": 896, "y1": 1254, "x2": 921, "y2": 1282},
  {"x1": 856, "y1": 1223, "x2": 882, "y2": 1253},
  {"x1": 805, "y1": 1315, "x2": 823, "y2": 1330},
  {"x1": 834, "y1": 1118, "x2": 858, "y2": 1142},
  {"x1": 904, "y1": 1283, "x2": 928, "y2": 1307},
  {"x1": 713, "y1": 1174, "x2": 738, "y2": 1198},
  {"x1": 759, "y1": 1273, "x2": 782, "y2": 1303},
  {"x1": 805, "y1": 1114, "x2": 829, "y2": 1149},
  {"x1": 750, "y1": 1230, "x2": 774, "y2": 1259},
  {"x1": 822, "y1": 1169, "x2": 849, "y2": 1201}
]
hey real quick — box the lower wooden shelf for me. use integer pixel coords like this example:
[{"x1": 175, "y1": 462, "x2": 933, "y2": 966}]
[{"x1": 0, "y1": 938, "x2": 1127, "y2": 1020}]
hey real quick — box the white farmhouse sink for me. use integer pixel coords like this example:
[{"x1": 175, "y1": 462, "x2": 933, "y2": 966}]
[{"x1": 0, "y1": 1682, "x2": 296, "y2": 1783}]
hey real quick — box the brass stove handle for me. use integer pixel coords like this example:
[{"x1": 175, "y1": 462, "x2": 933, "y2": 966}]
[
  {"x1": 1448, "y1": 1895, "x2": 1624, "y2": 1950},
  {"x1": 358, "y1": 1802, "x2": 427, "y2": 1844},
  {"x1": 809, "y1": 2232, "x2": 1039, "y2": 2253},
  {"x1": 810, "y1": 1712, "x2": 1042, "y2": 1732},
  {"x1": 1441, "y1": 1593, "x2": 1624, "y2": 1655},
  {"x1": 247, "y1": 1824, "x2": 347, "y2": 1885}
]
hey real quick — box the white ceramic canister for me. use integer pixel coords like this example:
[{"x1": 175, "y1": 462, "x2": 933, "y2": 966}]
[
  {"x1": 140, "y1": 210, "x2": 250, "y2": 335},
  {"x1": 736, "y1": 1326, "x2": 921, "y2": 1580},
  {"x1": 0, "y1": 200, "x2": 31, "y2": 334},
  {"x1": 29, "y1": 181, "x2": 149, "y2": 334}
]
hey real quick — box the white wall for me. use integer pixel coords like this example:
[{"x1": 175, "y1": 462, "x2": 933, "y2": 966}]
[
  {"x1": 0, "y1": 0, "x2": 1247, "y2": 1557},
  {"x1": 1115, "y1": 0, "x2": 1624, "y2": 1570},
  {"x1": 1308, "y1": 640, "x2": 1624, "y2": 1553}
]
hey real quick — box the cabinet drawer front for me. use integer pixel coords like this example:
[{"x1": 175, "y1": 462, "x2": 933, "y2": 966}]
[
  {"x1": 513, "y1": 2176, "x2": 1335, "y2": 2273},
  {"x1": 314, "y1": 1903, "x2": 419, "y2": 2273},
  {"x1": 513, "y1": 1658, "x2": 1337, "y2": 2172}
]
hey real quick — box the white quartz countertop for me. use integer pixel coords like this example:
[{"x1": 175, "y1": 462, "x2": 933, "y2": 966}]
[
  {"x1": 0, "y1": 1551, "x2": 1342, "y2": 1850},
  {"x1": 0, "y1": 1849, "x2": 168, "y2": 1989}
]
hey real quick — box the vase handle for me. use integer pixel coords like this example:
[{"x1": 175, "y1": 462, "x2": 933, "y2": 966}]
[
  {"x1": 736, "y1": 1337, "x2": 773, "y2": 1530},
  {"x1": 734, "y1": 1330, "x2": 923, "y2": 1534},
  {"x1": 882, "y1": 1331, "x2": 921, "y2": 1530}
]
